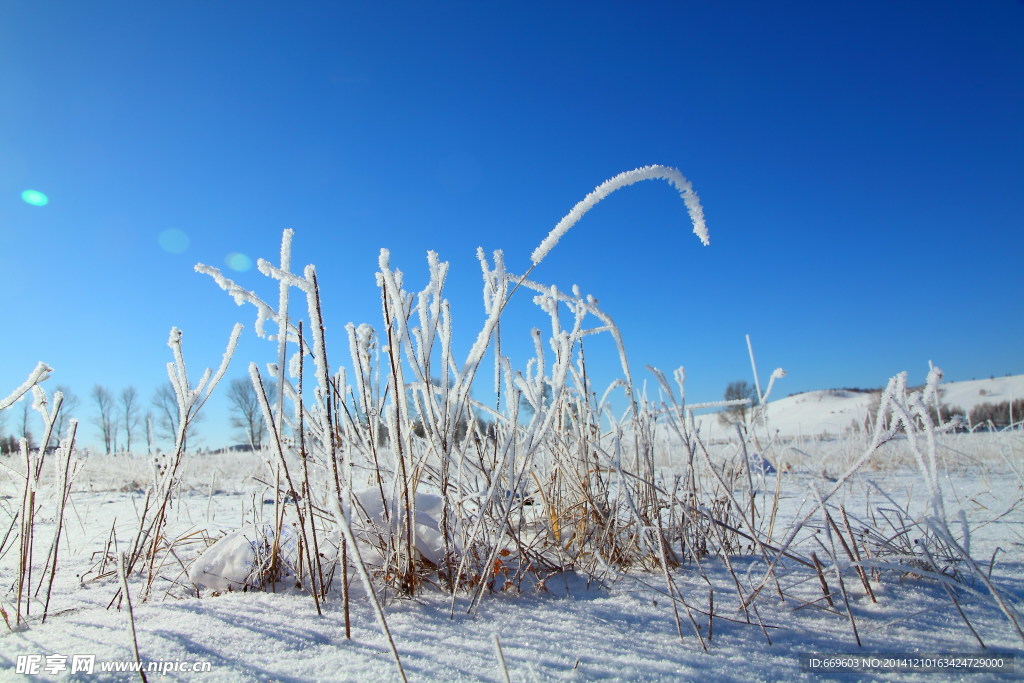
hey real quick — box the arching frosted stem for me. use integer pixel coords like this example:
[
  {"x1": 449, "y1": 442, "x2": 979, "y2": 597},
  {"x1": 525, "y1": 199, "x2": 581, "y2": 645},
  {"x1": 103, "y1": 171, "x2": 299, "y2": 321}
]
[{"x1": 530, "y1": 164, "x2": 709, "y2": 265}]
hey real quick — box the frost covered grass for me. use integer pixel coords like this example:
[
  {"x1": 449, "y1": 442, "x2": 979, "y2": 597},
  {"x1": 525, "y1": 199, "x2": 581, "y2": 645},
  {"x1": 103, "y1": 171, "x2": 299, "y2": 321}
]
[
  {"x1": 1, "y1": 166, "x2": 1023, "y2": 679},
  {"x1": 1, "y1": 433, "x2": 1021, "y2": 679}
]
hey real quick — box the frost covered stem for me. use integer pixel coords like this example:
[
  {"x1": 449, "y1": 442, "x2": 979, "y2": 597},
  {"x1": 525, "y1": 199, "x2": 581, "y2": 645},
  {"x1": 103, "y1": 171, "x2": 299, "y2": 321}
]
[
  {"x1": 302, "y1": 267, "x2": 349, "y2": 631},
  {"x1": 249, "y1": 362, "x2": 322, "y2": 616},
  {"x1": 116, "y1": 537, "x2": 148, "y2": 683},
  {"x1": 0, "y1": 362, "x2": 52, "y2": 411},
  {"x1": 330, "y1": 496, "x2": 407, "y2": 682},
  {"x1": 493, "y1": 634, "x2": 511, "y2": 683},
  {"x1": 42, "y1": 420, "x2": 77, "y2": 623},
  {"x1": 530, "y1": 165, "x2": 709, "y2": 266},
  {"x1": 275, "y1": 228, "x2": 293, "y2": 444},
  {"x1": 381, "y1": 292, "x2": 416, "y2": 594}
]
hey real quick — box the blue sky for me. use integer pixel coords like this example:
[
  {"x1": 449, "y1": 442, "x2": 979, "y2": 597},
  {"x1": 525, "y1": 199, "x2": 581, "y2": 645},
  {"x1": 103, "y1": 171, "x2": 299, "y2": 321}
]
[{"x1": 2, "y1": 1, "x2": 1022, "y2": 450}]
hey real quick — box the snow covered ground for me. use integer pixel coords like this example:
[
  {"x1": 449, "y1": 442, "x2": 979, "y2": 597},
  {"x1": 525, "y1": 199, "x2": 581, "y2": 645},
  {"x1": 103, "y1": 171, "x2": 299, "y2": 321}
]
[{"x1": 1, "y1": 418, "x2": 1022, "y2": 681}]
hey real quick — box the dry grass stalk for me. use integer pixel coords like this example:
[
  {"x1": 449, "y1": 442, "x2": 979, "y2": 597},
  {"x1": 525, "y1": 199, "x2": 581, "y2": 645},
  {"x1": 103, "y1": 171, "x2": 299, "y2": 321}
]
[
  {"x1": 811, "y1": 552, "x2": 835, "y2": 609},
  {"x1": 116, "y1": 537, "x2": 148, "y2": 683}
]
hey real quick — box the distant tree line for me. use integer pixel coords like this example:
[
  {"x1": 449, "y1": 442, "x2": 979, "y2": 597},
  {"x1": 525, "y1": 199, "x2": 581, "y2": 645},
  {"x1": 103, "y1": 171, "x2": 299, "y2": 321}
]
[
  {"x1": 6, "y1": 372, "x2": 1017, "y2": 453},
  {"x1": 0, "y1": 376, "x2": 271, "y2": 456},
  {"x1": 863, "y1": 393, "x2": 1023, "y2": 432},
  {"x1": 967, "y1": 399, "x2": 1024, "y2": 430}
]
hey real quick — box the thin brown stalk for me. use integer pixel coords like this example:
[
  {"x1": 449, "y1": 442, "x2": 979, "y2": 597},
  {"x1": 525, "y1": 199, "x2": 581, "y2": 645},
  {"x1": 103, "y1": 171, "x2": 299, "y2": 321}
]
[
  {"x1": 116, "y1": 539, "x2": 148, "y2": 683},
  {"x1": 751, "y1": 603, "x2": 773, "y2": 646},
  {"x1": 917, "y1": 539, "x2": 985, "y2": 648},
  {"x1": 655, "y1": 524, "x2": 690, "y2": 647},
  {"x1": 811, "y1": 552, "x2": 834, "y2": 608},
  {"x1": 840, "y1": 506, "x2": 876, "y2": 603},
  {"x1": 821, "y1": 524, "x2": 861, "y2": 647},
  {"x1": 707, "y1": 589, "x2": 714, "y2": 642},
  {"x1": 43, "y1": 422, "x2": 77, "y2": 622}
]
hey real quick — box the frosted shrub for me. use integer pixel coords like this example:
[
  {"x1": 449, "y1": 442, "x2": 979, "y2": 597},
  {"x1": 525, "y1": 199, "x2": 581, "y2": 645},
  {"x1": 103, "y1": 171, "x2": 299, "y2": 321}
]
[{"x1": 194, "y1": 167, "x2": 713, "y2": 609}]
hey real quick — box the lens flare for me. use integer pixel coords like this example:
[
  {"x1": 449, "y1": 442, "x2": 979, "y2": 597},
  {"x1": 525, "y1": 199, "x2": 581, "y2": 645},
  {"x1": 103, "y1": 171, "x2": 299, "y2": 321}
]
[
  {"x1": 158, "y1": 229, "x2": 190, "y2": 254},
  {"x1": 226, "y1": 252, "x2": 253, "y2": 272},
  {"x1": 21, "y1": 189, "x2": 49, "y2": 206}
]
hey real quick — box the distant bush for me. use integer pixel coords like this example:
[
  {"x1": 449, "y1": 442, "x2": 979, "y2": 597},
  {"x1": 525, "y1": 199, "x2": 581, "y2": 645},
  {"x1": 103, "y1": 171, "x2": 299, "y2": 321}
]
[{"x1": 937, "y1": 403, "x2": 966, "y2": 426}]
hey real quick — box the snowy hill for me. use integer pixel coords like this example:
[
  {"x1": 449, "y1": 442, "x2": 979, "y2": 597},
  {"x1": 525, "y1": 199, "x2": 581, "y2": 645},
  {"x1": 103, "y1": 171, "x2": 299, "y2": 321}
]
[
  {"x1": 934, "y1": 374, "x2": 1024, "y2": 413},
  {"x1": 693, "y1": 373, "x2": 1024, "y2": 438}
]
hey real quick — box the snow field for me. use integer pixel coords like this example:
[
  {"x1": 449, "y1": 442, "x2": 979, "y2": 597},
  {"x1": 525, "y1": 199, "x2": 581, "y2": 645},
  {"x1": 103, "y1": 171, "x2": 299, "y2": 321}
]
[{"x1": 1, "y1": 439, "x2": 1021, "y2": 681}]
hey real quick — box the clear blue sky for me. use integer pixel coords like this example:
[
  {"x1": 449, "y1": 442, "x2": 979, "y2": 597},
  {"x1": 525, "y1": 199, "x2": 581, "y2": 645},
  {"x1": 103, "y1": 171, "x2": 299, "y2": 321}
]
[{"x1": 2, "y1": 1, "x2": 1022, "y2": 450}]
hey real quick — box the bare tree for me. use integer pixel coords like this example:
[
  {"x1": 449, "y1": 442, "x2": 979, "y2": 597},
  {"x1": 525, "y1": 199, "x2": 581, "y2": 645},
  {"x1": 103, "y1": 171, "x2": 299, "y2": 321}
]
[
  {"x1": 227, "y1": 377, "x2": 272, "y2": 449},
  {"x1": 48, "y1": 384, "x2": 79, "y2": 450},
  {"x1": 120, "y1": 386, "x2": 141, "y2": 454},
  {"x1": 151, "y1": 382, "x2": 202, "y2": 451},
  {"x1": 92, "y1": 385, "x2": 117, "y2": 454},
  {"x1": 718, "y1": 380, "x2": 757, "y2": 426}
]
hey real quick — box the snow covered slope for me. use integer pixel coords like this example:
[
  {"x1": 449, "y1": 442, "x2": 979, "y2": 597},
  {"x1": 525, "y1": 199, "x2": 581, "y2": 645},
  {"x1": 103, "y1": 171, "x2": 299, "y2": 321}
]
[
  {"x1": 759, "y1": 388, "x2": 876, "y2": 437},
  {"x1": 935, "y1": 374, "x2": 1024, "y2": 413},
  {"x1": 693, "y1": 373, "x2": 1024, "y2": 438}
]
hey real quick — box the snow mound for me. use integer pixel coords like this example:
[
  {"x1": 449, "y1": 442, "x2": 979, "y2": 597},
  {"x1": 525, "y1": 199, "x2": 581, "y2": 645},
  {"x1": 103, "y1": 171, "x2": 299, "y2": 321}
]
[
  {"x1": 346, "y1": 487, "x2": 449, "y2": 566},
  {"x1": 188, "y1": 488, "x2": 453, "y2": 595},
  {"x1": 189, "y1": 523, "x2": 300, "y2": 593}
]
